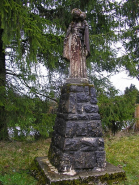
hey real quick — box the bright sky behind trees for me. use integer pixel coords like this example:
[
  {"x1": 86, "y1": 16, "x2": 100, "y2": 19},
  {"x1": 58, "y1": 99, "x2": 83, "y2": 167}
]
[{"x1": 110, "y1": 72, "x2": 138, "y2": 93}]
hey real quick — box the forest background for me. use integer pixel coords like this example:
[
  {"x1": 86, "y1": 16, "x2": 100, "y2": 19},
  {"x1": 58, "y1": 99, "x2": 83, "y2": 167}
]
[{"x1": 0, "y1": 0, "x2": 139, "y2": 140}]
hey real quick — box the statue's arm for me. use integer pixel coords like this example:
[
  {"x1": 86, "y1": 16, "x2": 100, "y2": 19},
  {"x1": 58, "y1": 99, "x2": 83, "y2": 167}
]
[
  {"x1": 84, "y1": 20, "x2": 90, "y2": 58},
  {"x1": 84, "y1": 20, "x2": 89, "y2": 30}
]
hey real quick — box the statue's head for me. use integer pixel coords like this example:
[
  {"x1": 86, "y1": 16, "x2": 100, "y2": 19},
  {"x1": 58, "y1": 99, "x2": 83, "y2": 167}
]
[
  {"x1": 71, "y1": 8, "x2": 81, "y2": 19},
  {"x1": 71, "y1": 9, "x2": 86, "y2": 21}
]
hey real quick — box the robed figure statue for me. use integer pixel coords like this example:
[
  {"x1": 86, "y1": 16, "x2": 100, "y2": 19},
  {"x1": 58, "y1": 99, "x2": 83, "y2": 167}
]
[{"x1": 63, "y1": 8, "x2": 90, "y2": 79}]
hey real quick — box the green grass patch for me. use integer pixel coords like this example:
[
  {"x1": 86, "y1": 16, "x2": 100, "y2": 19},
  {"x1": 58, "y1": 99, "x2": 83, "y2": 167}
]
[
  {"x1": 0, "y1": 139, "x2": 51, "y2": 185},
  {"x1": 0, "y1": 171, "x2": 36, "y2": 185},
  {"x1": 0, "y1": 134, "x2": 139, "y2": 184},
  {"x1": 105, "y1": 133, "x2": 139, "y2": 184}
]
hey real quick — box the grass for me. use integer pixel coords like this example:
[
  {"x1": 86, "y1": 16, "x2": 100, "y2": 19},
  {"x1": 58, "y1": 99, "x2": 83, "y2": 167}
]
[
  {"x1": 0, "y1": 138, "x2": 50, "y2": 185},
  {"x1": 0, "y1": 133, "x2": 139, "y2": 184},
  {"x1": 105, "y1": 132, "x2": 139, "y2": 185}
]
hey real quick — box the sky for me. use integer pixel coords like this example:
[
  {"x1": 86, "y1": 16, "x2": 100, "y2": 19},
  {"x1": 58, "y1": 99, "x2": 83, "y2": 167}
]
[{"x1": 110, "y1": 72, "x2": 139, "y2": 94}]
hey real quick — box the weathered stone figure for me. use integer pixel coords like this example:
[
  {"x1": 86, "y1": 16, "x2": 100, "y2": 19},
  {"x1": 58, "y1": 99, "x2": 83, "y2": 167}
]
[{"x1": 63, "y1": 8, "x2": 90, "y2": 78}]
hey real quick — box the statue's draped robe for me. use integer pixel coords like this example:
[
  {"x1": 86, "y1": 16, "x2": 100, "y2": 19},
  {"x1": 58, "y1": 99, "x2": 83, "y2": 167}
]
[{"x1": 63, "y1": 20, "x2": 90, "y2": 78}]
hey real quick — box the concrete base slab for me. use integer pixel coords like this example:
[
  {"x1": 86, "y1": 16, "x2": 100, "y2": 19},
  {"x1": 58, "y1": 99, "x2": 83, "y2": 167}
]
[{"x1": 31, "y1": 156, "x2": 126, "y2": 185}]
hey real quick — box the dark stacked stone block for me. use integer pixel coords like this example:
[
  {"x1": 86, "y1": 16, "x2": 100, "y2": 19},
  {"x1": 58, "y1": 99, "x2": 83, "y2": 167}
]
[{"x1": 48, "y1": 84, "x2": 106, "y2": 172}]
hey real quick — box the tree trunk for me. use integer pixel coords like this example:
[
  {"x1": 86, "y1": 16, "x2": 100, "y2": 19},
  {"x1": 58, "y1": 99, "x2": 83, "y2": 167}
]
[
  {"x1": 0, "y1": 28, "x2": 8, "y2": 140},
  {"x1": 135, "y1": 104, "x2": 139, "y2": 131}
]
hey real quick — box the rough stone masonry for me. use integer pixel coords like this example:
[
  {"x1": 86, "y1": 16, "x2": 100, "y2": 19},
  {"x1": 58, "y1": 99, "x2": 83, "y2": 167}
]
[{"x1": 48, "y1": 84, "x2": 106, "y2": 173}]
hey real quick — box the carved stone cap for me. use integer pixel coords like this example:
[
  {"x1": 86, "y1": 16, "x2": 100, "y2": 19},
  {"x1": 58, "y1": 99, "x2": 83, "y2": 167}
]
[{"x1": 66, "y1": 78, "x2": 88, "y2": 84}]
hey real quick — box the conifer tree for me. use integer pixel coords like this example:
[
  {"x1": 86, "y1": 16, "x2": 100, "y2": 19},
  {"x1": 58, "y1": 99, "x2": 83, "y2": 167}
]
[
  {"x1": 0, "y1": 0, "x2": 138, "y2": 140},
  {"x1": 0, "y1": 0, "x2": 119, "y2": 140},
  {"x1": 116, "y1": 0, "x2": 139, "y2": 78},
  {"x1": 98, "y1": 86, "x2": 138, "y2": 135}
]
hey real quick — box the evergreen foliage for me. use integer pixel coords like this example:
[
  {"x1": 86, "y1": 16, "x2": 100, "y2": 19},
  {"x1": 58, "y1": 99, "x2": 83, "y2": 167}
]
[
  {"x1": 116, "y1": 0, "x2": 139, "y2": 78},
  {"x1": 98, "y1": 85, "x2": 138, "y2": 135},
  {"x1": 124, "y1": 84, "x2": 139, "y2": 103},
  {"x1": 5, "y1": 87, "x2": 57, "y2": 139},
  {"x1": 0, "y1": 0, "x2": 138, "y2": 139}
]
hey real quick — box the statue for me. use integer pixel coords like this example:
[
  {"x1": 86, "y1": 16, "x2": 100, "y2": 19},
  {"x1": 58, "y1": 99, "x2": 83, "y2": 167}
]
[
  {"x1": 33, "y1": 8, "x2": 126, "y2": 184},
  {"x1": 63, "y1": 8, "x2": 90, "y2": 79}
]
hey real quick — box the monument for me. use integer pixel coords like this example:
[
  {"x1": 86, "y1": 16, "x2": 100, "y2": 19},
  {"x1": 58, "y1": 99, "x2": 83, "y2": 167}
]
[
  {"x1": 31, "y1": 9, "x2": 126, "y2": 185},
  {"x1": 48, "y1": 9, "x2": 106, "y2": 173}
]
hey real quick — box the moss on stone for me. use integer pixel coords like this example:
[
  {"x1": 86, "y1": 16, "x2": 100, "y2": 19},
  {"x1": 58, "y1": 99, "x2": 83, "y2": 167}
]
[
  {"x1": 61, "y1": 83, "x2": 94, "y2": 96},
  {"x1": 30, "y1": 158, "x2": 49, "y2": 185},
  {"x1": 48, "y1": 145, "x2": 60, "y2": 169},
  {"x1": 99, "y1": 171, "x2": 126, "y2": 184},
  {"x1": 65, "y1": 83, "x2": 94, "y2": 88},
  {"x1": 30, "y1": 157, "x2": 126, "y2": 185}
]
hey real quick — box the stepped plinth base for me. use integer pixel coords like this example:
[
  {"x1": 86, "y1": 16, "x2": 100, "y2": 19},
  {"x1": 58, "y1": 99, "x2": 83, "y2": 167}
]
[
  {"x1": 48, "y1": 84, "x2": 106, "y2": 172},
  {"x1": 31, "y1": 156, "x2": 126, "y2": 185}
]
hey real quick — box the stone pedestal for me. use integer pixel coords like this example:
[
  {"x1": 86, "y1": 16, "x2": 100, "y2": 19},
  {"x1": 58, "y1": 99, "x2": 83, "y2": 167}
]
[
  {"x1": 31, "y1": 157, "x2": 126, "y2": 185},
  {"x1": 48, "y1": 83, "x2": 106, "y2": 172},
  {"x1": 32, "y1": 83, "x2": 126, "y2": 184}
]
